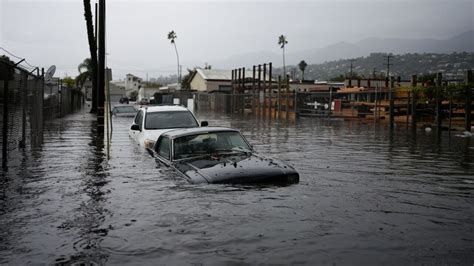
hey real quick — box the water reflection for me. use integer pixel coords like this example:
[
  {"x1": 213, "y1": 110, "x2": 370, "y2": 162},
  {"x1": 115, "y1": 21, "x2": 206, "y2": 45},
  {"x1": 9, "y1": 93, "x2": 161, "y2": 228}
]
[
  {"x1": 57, "y1": 120, "x2": 110, "y2": 265},
  {"x1": 0, "y1": 110, "x2": 473, "y2": 264}
]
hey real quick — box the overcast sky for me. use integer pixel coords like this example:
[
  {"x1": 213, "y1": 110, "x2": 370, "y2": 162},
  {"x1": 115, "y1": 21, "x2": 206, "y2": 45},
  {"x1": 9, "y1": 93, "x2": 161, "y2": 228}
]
[{"x1": 1, "y1": 0, "x2": 473, "y2": 80}]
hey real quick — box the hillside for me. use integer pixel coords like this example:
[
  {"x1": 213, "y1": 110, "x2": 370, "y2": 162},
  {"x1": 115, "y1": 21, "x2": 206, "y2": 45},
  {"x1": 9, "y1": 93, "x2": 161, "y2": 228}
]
[
  {"x1": 213, "y1": 30, "x2": 474, "y2": 70},
  {"x1": 277, "y1": 52, "x2": 474, "y2": 81}
]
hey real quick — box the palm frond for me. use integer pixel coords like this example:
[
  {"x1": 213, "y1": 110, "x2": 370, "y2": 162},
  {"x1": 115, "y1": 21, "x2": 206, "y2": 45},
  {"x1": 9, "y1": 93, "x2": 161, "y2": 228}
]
[
  {"x1": 75, "y1": 71, "x2": 91, "y2": 87},
  {"x1": 78, "y1": 58, "x2": 93, "y2": 73},
  {"x1": 168, "y1": 30, "x2": 177, "y2": 43}
]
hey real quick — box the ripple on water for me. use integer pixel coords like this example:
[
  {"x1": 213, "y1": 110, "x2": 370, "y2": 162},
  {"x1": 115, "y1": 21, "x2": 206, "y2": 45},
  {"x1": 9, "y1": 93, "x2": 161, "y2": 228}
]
[{"x1": 0, "y1": 111, "x2": 473, "y2": 264}]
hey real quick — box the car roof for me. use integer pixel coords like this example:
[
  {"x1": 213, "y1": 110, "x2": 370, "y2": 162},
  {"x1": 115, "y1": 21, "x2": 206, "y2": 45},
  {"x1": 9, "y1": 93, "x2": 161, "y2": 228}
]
[
  {"x1": 140, "y1": 105, "x2": 190, "y2": 113},
  {"x1": 162, "y1": 127, "x2": 240, "y2": 139}
]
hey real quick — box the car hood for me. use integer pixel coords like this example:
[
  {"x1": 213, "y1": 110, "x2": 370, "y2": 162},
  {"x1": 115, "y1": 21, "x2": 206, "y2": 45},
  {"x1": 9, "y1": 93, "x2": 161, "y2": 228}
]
[
  {"x1": 173, "y1": 153, "x2": 299, "y2": 184},
  {"x1": 143, "y1": 129, "x2": 169, "y2": 142}
]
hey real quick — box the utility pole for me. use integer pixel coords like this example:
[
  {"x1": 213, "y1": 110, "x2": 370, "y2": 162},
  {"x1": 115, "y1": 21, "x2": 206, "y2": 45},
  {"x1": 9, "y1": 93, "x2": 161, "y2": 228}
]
[
  {"x1": 269, "y1": 62, "x2": 273, "y2": 117},
  {"x1": 97, "y1": 0, "x2": 106, "y2": 134},
  {"x1": 465, "y1": 70, "x2": 473, "y2": 132},
  {"x1": 372, "y1": 68, "x2": 376, "y2": 79},
  {"x1": 263, "y1": 64, "x2": 267, "y2": 116},
  {"x1": 348, "y1": 59, "x2": 355, "y2": 87}
]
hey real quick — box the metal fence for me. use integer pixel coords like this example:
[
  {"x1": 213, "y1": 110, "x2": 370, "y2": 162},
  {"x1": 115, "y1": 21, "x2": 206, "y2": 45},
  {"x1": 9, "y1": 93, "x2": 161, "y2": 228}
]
[
  {"x1": 195, "y1": 92, "x2": 232, "y2": 113},
  {"x1": 1, "y1": 60, "x2": 83, "y2": 168}
]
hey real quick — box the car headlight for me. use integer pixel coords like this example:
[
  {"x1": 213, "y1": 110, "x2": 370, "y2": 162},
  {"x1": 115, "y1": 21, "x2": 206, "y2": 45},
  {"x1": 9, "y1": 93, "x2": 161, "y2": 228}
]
[{"x1": 144, "y1": 139, "x2": 156, "y2": 149}]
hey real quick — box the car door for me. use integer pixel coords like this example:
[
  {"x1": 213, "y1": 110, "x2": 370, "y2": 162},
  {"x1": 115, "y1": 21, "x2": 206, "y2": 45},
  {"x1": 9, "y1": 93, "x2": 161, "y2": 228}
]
[{"x1": 129, "y1": 110, "x2": 144, "y2": 143}]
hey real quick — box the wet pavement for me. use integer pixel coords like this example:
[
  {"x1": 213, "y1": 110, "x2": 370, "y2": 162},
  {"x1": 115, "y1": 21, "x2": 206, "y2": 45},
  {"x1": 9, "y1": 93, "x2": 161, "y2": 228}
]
[{"x1": 1, "y1": 107, "x2": 473, "y2": 265}]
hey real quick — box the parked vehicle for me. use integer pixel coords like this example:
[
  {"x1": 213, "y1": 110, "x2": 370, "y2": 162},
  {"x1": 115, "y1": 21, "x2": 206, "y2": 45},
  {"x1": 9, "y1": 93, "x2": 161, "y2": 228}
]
[
  {"x1": 111, "y1": 104, "x2": 137, "y2": 117},
  {"x1": 148, "y1": 127, "x2": 299, "y2": 184},
  {"x1": 129, "y1": 105, "x2": 206, "y2": 148},
  {"x1": 119, "y1": 97, "x2": 129, "y2": 104}
]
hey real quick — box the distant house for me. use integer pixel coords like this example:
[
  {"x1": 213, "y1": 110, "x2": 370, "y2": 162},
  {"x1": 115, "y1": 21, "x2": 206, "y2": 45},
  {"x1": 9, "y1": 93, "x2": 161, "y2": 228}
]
[
  {"x1": 109, "y1": 82, "x2": 127, "y2": 102},
  {"x1": 344, "y1": 78, "x2": 413, "y2": 88},
  {"x1": 189, "y1": 69, "x2": 232, "y2": 92},
  {"x1": 124, "y1": 73, "x2": 143, "y2": 93},
  {"x1": 138, "y1": 87, "x2": 161, "y2": 102},
  {"x1": 158, "y1": 83, "x2": 181, "y2": 92},
  {"x1": 190, "y1": 69, "x2": 257, "y2": 92}
]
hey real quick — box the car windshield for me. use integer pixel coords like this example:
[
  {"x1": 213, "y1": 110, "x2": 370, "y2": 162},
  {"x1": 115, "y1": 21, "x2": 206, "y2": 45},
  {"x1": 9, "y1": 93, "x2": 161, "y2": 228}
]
[
  {"x1": 114, "y1": 106, "x2": 136, "y2": 113},
  {"x1": 173, "y1": 131, "x2": 251, "y2": 160},
  {"x1": 145, "y1": 111, "x2": 198, "y2": 130}
]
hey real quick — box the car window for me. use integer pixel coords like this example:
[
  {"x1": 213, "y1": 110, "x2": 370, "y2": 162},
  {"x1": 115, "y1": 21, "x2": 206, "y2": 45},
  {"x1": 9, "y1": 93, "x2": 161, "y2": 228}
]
[
  {"x1": 157, "y1": 137, "x2": 170, "y2": 160},
  {"x1": 134, "y1": 111, "x2": 144, "y2": 129},
  {"x1": 173, "y1": 131, "x2": 251, "y2": 160},
  {"x1": 145, "y1": 111, "x2": 198, "y2": 130}
]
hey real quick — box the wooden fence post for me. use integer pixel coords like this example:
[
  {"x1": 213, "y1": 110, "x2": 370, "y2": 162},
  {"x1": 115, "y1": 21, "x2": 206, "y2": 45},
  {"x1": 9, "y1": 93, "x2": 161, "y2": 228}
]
[
  {"x1": 435, "y1": 73, "x2": 442, "y2": 131},
  {"x1": 465, "y1": 70, "x2": 472, "y2": 132}
]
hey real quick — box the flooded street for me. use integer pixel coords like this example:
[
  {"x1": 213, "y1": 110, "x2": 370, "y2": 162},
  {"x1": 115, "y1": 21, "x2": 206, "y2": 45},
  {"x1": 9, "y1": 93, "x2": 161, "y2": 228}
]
[{"x1": 1, "y1": 107, "x2": 473, "y2": 265}]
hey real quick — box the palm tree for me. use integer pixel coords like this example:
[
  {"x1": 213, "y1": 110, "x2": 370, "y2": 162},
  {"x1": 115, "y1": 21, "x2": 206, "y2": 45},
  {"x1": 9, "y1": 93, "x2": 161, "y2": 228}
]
[
  {"x1": 83, "y1": 0, "x2": 97, "y2": 113},
  {"x1": 76, "y1": 58, "x2": 93, "y2": 88},
  {"x1": 278, "y1": 35, "x2": 288, "y2": 79},
  {"x1": 298, "y1": 60, "x2": 308, "y2": 81},
  {"x1": 168, "y1": 30, "x2": 180, "y2": 84}
]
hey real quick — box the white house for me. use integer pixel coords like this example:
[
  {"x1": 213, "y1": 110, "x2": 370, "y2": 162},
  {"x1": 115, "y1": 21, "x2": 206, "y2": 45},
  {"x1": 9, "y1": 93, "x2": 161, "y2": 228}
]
[
  {"x1": 189, "y1": 69, "x2": 263, "y2": 92},
  {"x1": 138, "y1": 87, "x2": 161, "y2": 102},
  {"x1": 124, "y1": 73, "x2": 143, "y2": 93}
]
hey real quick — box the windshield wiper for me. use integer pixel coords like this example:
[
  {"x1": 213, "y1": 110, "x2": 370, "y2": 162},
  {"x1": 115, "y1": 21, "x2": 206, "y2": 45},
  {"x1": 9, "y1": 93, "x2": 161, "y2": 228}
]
[
  {"x1": 212, "y1": 147, "x2": 251, "y2": 155},
  {"x1": 231, "y1": 146, "x2": 252, "y2": 153},
  {"x1": 174, "y1": 153, "x2": 211, "y2": 161}
]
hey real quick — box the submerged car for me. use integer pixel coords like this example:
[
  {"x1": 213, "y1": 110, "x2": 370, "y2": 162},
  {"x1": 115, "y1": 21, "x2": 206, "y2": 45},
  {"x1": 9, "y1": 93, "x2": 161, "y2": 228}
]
[
  {"x1": 111, "y1": 104, "x2": 137, "y2": 117},
  {"x1": 148, "y1": 127, "x2": 299, "y2": 184},
  {"x1": 129, "y1": 105, "x2": 206, "y2": 148}
]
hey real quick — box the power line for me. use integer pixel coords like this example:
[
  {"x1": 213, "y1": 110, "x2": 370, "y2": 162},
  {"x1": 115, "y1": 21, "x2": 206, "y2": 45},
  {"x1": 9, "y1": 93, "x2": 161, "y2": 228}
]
[{"x1": 0, "y1": 47, "x2": 39, "y2": 69}]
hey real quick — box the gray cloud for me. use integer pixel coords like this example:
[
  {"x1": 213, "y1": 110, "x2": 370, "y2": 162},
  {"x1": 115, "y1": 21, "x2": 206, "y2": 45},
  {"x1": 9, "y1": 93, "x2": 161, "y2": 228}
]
[{"x1": 2, "y1": 0, "x2": 472, "y2": 79}]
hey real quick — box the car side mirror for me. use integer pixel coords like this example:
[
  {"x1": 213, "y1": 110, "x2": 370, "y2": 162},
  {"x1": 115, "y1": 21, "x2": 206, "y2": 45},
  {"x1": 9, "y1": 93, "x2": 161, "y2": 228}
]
[
  {"x1": 131, "y1": 124, "x2": 140, "y2": 131},
  {"x1": 200, "y1": 121, "x2": 208, "y2": 127}
]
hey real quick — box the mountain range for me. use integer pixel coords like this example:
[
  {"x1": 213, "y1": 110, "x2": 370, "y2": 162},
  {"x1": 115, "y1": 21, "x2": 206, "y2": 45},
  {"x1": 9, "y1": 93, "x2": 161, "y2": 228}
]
[{"x1": 213, "y1": 30, "x2": 474, "y2": 69}]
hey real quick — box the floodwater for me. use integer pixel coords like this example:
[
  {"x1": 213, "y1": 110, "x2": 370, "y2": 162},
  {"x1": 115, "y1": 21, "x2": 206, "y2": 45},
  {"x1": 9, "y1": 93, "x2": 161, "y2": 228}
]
[{"x1": 1, "y1": 107, "x2": 473, "y2": 265}]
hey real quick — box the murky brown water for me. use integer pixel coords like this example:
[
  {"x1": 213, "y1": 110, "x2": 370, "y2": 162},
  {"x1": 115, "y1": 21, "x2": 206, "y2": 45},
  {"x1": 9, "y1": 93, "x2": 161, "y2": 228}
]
[{"x1": 1, "y1": 107, "x2": 473, "y2": 265}]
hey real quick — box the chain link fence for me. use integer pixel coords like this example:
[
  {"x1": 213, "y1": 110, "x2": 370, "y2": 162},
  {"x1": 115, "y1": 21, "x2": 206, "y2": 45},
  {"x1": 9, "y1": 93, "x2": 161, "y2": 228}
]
[{"x1": 1, "y1": 59, "x2": 83, "y2": 168}]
